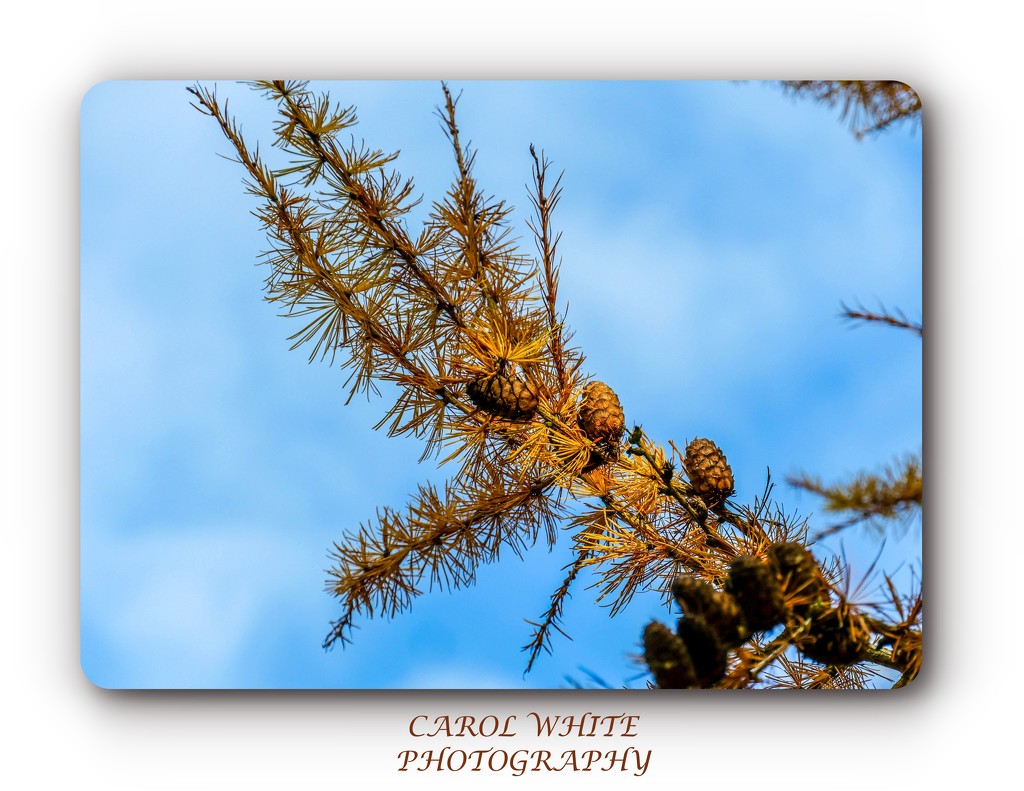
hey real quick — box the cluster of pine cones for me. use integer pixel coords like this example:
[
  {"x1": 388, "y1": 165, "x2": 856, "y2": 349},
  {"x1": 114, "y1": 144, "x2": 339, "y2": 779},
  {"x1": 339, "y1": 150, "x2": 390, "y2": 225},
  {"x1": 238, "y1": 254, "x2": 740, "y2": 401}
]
[
  {"x1": 466, "y1": 372, "x2": 738, "y2": 505},
  {"x1": 466, "y1": 372, "x2": 871, "y2": 686},
  {"x1": 466, "y1": 373, "x2": 626, "y2": 467},
  {"x1": 644, "y1": 542, "x2": 872, "y2": 688}
]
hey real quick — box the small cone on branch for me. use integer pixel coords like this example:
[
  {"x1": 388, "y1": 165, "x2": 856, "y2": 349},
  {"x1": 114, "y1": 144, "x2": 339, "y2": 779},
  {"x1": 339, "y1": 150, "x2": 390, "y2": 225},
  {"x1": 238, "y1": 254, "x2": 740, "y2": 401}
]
[
  {"x1": 577, "y1": 381, "x2": 625, "y2": 445},
  {"x1": 684, "y1": 438, "x2": 735, "y2": 504},
  {"x1": 466, "y1": 373, "x2": 539, "y2": 420},
  {"x1": 725, "y1": 555, "x2": 787, "y2": 633},
  {"x1": 797, "y1": 605, "x2": 871, "y2": 667},
  {"x1": 577, "y1": 381, "x2": 626, "y2": 470},
  {"x1": 671, "y1": 575, "x2": 746, "y2": 648},
  {"x1": 677, "y1": 615, "x2": 728, "y2": 687},
  {"x1": 767, "y1": 542, "x2": 831, "y2": 616},
  {"x1": 643, "y1": 621, "x2": 697, "y2": 689}
]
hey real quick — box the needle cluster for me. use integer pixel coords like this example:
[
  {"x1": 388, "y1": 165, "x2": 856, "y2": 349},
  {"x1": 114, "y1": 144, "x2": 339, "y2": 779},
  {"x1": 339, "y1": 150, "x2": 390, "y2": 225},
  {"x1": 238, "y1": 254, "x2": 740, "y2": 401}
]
[{"x1": 779, "y1": 80, "x2": 922, "y2": 138}]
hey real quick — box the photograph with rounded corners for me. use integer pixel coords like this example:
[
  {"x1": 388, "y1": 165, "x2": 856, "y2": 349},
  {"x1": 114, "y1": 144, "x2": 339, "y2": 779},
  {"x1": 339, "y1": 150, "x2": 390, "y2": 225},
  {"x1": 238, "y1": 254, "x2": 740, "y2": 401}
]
[{"x1": 80, "y1": 80, "x2": 922, "y2": 690}]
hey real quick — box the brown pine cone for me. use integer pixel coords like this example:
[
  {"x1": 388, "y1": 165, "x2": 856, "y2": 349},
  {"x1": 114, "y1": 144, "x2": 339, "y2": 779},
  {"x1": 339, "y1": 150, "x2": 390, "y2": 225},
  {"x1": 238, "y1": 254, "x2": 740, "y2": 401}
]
[
  {"x1": 797, "y1": 606, "x2": 871, "y2": 667},
  {"x1": 466, "y1": 373, "x2": 539, "y2": 420},
  {"x1": 643, "y1": 621, "x2": 697, "y2": 689},
  {"x1": 725, "y1": 555, "x2": 787, "y2": 633},
  {"x1": 671, "y1": 575, "x2": 746, "y2": 648},
  {"x1": 677, "y1": 615, "x2": 728, "y2": 687},
  {"x1": 577, "y1": 381, "x2": 625, "y2": 445},
  {"x1": 684, "y1": 438, "x2": 735, "y2": 504},
  {"x1": 767, "y1": 542, "x2": 831, "y2": 616}
]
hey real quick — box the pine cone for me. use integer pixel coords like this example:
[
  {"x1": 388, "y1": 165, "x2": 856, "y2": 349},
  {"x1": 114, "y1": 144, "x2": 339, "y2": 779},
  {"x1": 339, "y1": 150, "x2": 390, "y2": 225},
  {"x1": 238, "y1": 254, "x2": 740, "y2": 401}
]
[
  {"x1": 797, "y1": 606, "x2": 871, "y2": 667},
  {"x1": 577, "y1": 381, "x2": 625, "y2": 445},
  {"x1": 684, "y1": 438, "x2": 735, "y2": 504},
  {"x1": 767, "y1": 542, "x2": 830, "y2": 616},
  {"x1": 677, "y1": 615, "x2": 728, "y2": 687},
  {"x1": 466, "y1": 374, "x2": 539, "y2": 420},
  {"x1": 643, "y1": 621, "x2": 697, "y2": 689},
  {"x1": 671, "y1": 575, "x2": 746, "y2": 648},
  {"x1": 725, "y1": 555, "x2": 787, "y2": 633}
]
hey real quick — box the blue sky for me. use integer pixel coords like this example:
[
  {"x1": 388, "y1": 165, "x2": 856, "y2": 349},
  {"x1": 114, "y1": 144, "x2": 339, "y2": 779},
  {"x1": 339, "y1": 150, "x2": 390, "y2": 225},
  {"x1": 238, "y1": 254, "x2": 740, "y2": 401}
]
[{"x1": 80, "y1": 80, "x2": 921, "y2": 689}]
